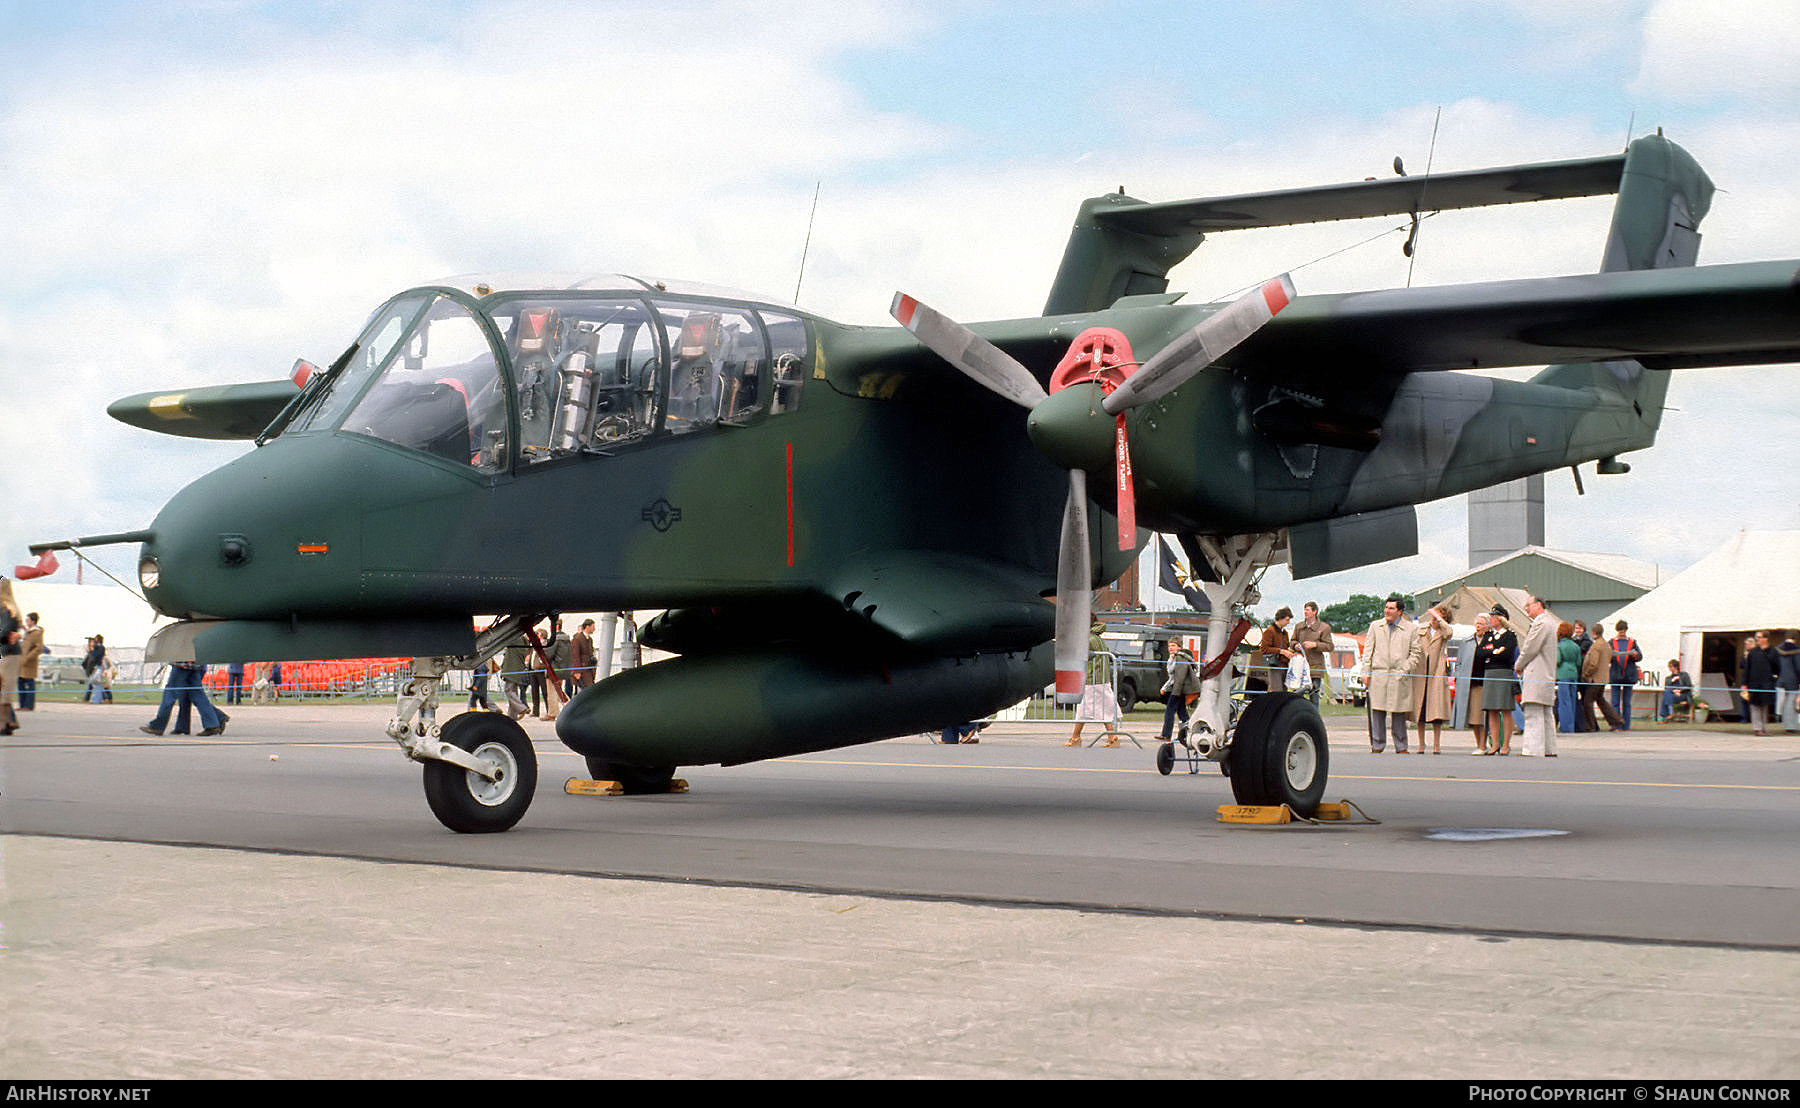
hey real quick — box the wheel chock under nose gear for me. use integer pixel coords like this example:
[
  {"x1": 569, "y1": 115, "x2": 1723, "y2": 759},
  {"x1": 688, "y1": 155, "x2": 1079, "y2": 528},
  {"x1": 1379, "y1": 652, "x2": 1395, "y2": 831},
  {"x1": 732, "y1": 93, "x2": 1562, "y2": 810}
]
[
  {"x1": 564, "y1": 777, "x2": 690, "y2": 797},
  {"x1": 1215, "y1": 799, "x2": 1379, "y2": 826}
]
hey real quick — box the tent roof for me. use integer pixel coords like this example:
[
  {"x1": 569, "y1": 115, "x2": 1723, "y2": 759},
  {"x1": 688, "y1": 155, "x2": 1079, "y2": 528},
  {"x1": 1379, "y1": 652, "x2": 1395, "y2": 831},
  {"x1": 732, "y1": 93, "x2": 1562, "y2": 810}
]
[
  {"x1": 1597, "y1": 530, "x2": 1800, "y2": 665},
  {"x1": 1433, "y1": 585, "x2": 1554, "y2": 627}
]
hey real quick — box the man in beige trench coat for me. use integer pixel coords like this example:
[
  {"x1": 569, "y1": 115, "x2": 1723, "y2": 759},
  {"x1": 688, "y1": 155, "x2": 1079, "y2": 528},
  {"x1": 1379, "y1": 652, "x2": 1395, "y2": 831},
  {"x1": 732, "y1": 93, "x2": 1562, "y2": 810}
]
[
  {"x1": 1516, "y1": 595, "x2": 1559, "y2": 756},
  {"x1": 1363, "y1": 597, "x2": 1423, "y2": 753}
]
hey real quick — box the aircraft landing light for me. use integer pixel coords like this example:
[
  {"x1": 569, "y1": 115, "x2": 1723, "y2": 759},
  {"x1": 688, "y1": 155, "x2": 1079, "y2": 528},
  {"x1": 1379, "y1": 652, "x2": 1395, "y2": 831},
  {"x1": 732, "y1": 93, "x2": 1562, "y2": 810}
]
[{"x1": 147, "y1": 393, "x2": 195, "y2": 420}]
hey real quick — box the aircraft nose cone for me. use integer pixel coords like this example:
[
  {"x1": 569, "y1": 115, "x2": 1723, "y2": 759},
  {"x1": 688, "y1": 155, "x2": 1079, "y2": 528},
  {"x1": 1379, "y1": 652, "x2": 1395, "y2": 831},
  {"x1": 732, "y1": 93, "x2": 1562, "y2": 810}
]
[
  {"x1": 140, "y1": 466, "x2": 266, "y2": 620},
  {"x1": 1025, "y1": 384, "x2": 1116, "y2": 473},
  {"x1": 140, "y1": 436, "x2": 365, "y2": 621}
]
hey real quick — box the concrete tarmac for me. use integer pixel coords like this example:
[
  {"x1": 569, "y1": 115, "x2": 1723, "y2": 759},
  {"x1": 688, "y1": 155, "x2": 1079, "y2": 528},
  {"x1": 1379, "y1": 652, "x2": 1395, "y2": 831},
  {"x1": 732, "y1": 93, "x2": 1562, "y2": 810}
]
[
  {"x1": 5, "y1": 837, "x2": 1798, "y2": 1080},
  {"x1": 3, "y1": 702, "x2": 1798, "y2": 1079}
]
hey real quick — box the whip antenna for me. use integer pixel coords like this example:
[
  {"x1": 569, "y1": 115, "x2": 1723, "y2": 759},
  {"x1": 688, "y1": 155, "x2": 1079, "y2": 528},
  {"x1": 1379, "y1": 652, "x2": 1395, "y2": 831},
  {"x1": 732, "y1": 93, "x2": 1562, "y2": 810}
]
[
  {"x1": 1405, "y1": 106, "x2": 1441, "y2": 288},
  {"x1": 793, "y1": 181, "x2": 821, "y2": 304}
]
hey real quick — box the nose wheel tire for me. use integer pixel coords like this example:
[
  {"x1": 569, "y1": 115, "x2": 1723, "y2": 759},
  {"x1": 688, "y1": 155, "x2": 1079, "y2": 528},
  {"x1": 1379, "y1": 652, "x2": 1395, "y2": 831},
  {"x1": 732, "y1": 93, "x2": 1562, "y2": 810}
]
[
  {"x1": 423, "y1": 712, "x2": 538, "y2": 833},
  {"x1": 1227, "y1": 692, "x2": 1328, "y2": 817}
]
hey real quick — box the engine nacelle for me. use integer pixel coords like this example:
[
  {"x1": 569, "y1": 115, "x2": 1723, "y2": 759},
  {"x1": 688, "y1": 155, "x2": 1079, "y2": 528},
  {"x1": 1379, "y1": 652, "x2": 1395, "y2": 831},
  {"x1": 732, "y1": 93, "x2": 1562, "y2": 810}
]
[{"x1": 556, "y1": 646, "x2": 1050, "y2": 766}]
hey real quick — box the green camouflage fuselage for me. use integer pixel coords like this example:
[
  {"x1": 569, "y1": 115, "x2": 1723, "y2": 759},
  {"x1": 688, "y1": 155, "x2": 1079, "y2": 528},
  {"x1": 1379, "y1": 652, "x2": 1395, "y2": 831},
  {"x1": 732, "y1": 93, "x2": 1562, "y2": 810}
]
[{"x1": 116, "y1": 133, "x2": 1798, "y2": 769}]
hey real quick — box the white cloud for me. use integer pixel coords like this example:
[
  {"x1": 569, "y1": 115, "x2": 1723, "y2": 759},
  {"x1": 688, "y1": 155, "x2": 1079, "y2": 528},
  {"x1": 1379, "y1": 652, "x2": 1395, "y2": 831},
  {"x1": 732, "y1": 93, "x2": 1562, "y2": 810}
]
[{"x1": 1634, "y1": 0, "x2": 1800, "y2": 103}]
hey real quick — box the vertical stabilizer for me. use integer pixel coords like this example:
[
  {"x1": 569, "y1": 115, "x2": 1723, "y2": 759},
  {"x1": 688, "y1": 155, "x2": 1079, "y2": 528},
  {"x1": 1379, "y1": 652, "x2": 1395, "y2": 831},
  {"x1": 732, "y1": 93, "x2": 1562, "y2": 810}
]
[
  {"x1": 1599, "y1": 132, "x2": 1714, "y2": 274},
  {"x1": 1534, "y1": 134, "x2": 1714, "y2": 426}
]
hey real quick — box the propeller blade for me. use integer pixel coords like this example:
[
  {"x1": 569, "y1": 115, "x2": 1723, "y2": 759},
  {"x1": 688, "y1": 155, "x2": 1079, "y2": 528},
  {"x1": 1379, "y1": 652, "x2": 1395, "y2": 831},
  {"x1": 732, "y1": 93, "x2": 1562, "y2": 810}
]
[
  {"x1": 1101, "y1": 273, "x2": 1295, "y2": 415},
  {"x1": 1053, "y1": 470, "x2": 1093, "y2": 706},
  {"x1": 891, "y1": 292, "x2": 1048, "y2": 409}
]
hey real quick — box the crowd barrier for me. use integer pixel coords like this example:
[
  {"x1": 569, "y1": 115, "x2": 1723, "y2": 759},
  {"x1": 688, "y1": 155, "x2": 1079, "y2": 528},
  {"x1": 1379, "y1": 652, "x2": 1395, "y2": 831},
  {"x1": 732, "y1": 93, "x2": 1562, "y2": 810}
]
[
  {"x1": 995, "y1": 651, "x2": 1120, "y2": 726},
  {"x1": 1003, "y1": 655, "x2": 1789, "y2": 727},
  {"x1": 182, "y1": 659, "x2": 411, "y2": 701},
  {"x1": 101, "y1": 654, "x2": 1792, "y2": 724}
]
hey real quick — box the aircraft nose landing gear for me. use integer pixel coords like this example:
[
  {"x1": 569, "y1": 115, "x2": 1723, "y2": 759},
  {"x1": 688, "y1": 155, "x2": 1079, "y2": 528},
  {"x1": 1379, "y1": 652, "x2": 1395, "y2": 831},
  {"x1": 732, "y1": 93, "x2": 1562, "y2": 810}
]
[
  {"x1": 422, "y1": 712, "x2": 538, "y2": 833},
  {"x1": 389, "y1": 615, "x2": 548, "y2": 833},
  {"x1": 1158, "y1": 533, "x2": 1331, "y2": 819}
]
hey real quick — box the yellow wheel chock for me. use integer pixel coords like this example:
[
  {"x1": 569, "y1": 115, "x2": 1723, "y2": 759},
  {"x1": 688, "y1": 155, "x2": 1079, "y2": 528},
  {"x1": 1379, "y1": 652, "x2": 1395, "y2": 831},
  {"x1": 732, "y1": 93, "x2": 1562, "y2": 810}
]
[
  {"x1": 564, "y1": 777, "x2": 689, "y2": 797},
  {"x1": 1215, "y1": 800, "x2": 1377, "y2": 825}
]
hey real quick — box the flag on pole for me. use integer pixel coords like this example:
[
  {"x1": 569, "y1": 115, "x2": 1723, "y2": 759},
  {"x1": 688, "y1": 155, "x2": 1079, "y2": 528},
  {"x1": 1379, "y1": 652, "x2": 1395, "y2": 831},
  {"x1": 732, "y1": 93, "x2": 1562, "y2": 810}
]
[{"x1": 1157, "y1": 537, "x2": 1209, "y2": 613}]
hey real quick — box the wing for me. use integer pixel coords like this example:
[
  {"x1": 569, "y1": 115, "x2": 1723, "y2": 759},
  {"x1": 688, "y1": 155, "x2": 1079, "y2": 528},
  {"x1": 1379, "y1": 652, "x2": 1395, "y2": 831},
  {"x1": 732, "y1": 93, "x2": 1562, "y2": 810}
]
[
  {"x1": 108, "y1": 379, "x2": 301, "y2": 440},
  {"x1": 1227, "y1": 259, "x2": 1800, "y2": 374}
]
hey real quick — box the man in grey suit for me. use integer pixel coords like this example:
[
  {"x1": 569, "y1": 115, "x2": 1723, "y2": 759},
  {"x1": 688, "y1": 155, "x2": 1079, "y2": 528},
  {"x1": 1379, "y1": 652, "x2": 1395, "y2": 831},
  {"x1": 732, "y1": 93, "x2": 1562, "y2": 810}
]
[{"x1": 1516, "y1": 596, "x2": 1559, "y2": 757}]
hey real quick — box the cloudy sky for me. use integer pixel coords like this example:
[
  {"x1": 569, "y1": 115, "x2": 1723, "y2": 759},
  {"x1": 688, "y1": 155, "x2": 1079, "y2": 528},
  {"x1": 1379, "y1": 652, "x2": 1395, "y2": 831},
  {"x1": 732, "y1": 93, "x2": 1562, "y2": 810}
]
[{"x1": 3, "y1": 0, "x2": 1796, "y2": 619}]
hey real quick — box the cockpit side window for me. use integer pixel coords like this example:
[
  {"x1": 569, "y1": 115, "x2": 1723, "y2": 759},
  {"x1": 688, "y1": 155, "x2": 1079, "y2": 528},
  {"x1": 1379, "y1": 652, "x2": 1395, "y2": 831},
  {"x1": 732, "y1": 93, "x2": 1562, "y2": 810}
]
[
  {"x1": 489, "y1": 298, "x2": 663, "y2": 464},
  {"x1": 760, "y1": 311, "x2": 808, "y2": 414},
  {"x1": 339, "y1": 296, "x2": 508, "y2": 473},
  {"x1": 654, "y1": 301, "x2": 765, "y2": 432}
]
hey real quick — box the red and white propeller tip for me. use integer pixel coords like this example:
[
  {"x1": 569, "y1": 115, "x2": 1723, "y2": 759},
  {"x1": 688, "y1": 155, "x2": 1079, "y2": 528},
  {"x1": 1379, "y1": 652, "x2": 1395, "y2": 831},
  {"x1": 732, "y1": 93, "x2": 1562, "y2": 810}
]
[
  {"x1": 890, "y1": 292, "x2": 1048, "y2": 409},
  {"x1": 1102, "y1": 273, "x2": 1295, "y2": 415}
]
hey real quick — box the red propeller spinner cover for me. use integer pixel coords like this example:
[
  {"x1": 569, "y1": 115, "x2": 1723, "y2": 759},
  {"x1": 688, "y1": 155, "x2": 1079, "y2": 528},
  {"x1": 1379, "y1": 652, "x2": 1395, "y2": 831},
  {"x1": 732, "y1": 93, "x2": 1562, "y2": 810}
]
[{"x1": 1048, "y1": 328, "x2": 1135, "y2": 394}]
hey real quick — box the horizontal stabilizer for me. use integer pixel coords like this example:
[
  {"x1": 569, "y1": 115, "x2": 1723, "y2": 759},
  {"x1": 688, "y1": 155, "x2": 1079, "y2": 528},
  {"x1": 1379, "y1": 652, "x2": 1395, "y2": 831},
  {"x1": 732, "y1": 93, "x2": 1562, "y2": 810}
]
[
  {"x1": 1045, "y1": 150, "x2": 1629, "y2": 314},
  {"x1": 1097, "y1": 152, "x2": 1627, "y2": 237},
  {"x1": 108, "y1": 379, "x2": 300, "y2": 440}
]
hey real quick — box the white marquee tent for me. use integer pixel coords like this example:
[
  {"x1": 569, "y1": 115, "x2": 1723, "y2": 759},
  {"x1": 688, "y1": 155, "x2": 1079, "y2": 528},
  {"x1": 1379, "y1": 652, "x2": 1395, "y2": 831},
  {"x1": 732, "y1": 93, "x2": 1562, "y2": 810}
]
[
  {"x1": 7, "y1": 580, "x2": 173, "y2": 684},
  {"x1": 1597, "y1": 531, "x2": 1800, "y2": 710}
]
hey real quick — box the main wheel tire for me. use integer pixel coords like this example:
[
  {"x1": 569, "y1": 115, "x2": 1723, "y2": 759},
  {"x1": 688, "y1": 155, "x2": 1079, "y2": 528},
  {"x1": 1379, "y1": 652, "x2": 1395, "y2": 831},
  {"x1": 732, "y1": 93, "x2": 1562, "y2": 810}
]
[
  {"x1": 423, "y1": 712, "x2": 538, "y2": 833},
  {"x1": 1227, "y1": 692, "x2": 1328, "y2": 817},
  {"x1": 1116, "y1": 678, "x2": 1138, "y2": 713},
  {"x1": 583, "y1": 756, "x2": 676, "y2": 795}
]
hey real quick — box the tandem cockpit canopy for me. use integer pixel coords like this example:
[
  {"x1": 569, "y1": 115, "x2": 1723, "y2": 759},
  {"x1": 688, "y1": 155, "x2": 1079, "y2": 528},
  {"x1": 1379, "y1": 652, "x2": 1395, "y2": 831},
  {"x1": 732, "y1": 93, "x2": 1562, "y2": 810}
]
[{"x1": 263, "y1": 278, "x2": 811, "y2": 470}]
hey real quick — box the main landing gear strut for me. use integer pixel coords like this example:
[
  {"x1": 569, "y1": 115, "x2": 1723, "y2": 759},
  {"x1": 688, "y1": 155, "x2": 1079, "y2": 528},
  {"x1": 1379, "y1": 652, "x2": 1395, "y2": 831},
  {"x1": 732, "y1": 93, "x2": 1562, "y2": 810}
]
[
  {"x1": 386, "y1": 613, "x2": 545, "y2": 833},
  {"x1": 1166, "y1": 533, "x2": 1329, "y2": 817}
]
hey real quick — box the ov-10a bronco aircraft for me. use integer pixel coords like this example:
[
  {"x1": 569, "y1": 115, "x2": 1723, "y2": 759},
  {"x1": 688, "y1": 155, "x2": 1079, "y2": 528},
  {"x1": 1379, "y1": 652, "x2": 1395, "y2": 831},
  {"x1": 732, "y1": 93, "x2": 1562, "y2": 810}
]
[{"x1": 37, "y1": 132, "x2": 1800, "y2": 832}]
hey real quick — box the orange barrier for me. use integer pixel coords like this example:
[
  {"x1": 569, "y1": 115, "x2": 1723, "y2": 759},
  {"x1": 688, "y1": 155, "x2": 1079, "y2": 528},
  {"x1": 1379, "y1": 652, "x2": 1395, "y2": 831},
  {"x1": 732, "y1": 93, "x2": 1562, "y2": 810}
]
[{"x1": 202, "y1": 659, "x2": 411, "y2": 696}]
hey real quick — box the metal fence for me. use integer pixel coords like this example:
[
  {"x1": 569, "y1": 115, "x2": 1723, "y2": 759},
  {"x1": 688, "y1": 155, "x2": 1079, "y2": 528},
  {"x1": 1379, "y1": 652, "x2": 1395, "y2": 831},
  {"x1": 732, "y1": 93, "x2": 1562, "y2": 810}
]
[{"x1": 995, "y1": 651, "x2": 1135, "y2": 726}]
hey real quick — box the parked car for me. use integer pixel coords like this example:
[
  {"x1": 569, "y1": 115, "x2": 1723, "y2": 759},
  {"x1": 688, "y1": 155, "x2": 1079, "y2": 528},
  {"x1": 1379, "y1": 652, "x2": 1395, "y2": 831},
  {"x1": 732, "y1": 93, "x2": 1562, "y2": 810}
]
[
  {"x1": 36, "y1": 654, "x2": 92, "y2": 686},
  {"x1": 1101, "y1": 628, "x2": 1167, "y2": 711},
  {"x1": 1100, "y1": 622, "x2": 1215, "y2": 711}
]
